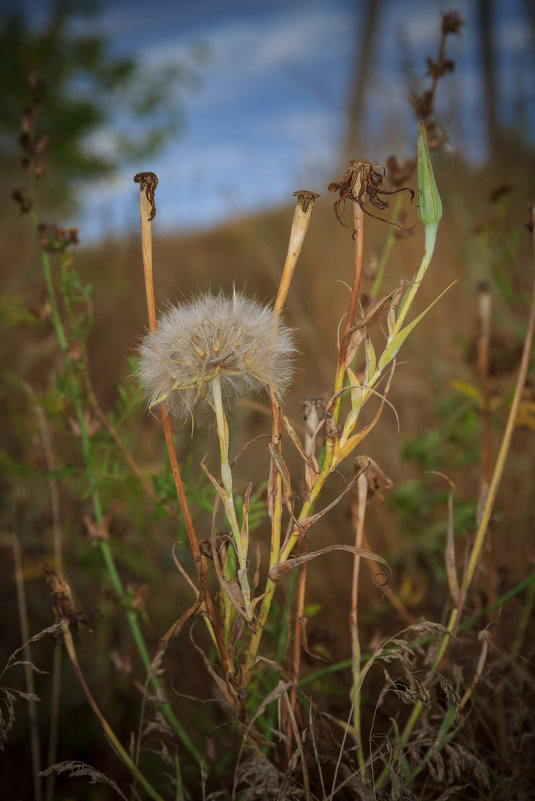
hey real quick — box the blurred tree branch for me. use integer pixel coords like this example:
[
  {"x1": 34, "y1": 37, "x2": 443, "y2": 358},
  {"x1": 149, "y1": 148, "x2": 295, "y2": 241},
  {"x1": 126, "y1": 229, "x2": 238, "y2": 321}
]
[{"x1": 1, "y1": 0, "x2": 207, "y2": 207}]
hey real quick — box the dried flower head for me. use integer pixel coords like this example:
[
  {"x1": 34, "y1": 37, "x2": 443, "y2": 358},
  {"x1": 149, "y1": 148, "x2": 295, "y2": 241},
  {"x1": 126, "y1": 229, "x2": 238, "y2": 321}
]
[{"x1": 138, "y1": 291, "x2": 295, "y2": 424}]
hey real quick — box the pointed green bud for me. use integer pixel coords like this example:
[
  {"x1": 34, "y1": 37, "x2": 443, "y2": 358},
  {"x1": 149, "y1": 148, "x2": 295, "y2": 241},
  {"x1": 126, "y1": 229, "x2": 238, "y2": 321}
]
[{"x1": 416, "y1": 122, "x2": 442, "y2": 228}]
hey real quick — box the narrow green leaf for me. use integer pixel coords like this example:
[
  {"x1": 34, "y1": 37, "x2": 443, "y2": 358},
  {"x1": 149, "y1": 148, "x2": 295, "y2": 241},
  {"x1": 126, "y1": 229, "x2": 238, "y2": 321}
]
[{"x1": 378, "y1": 281, "x2": 456, "y2": 372}]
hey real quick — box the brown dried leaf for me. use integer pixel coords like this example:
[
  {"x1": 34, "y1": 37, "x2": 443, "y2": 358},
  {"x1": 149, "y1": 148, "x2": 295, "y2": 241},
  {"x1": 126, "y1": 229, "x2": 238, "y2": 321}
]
[
  {"x1": 270, "y1": 542, "x2": 388, "y2": 581},
  {"x1": 82, "y1": 514, "x2": 112, "y2": 542}
]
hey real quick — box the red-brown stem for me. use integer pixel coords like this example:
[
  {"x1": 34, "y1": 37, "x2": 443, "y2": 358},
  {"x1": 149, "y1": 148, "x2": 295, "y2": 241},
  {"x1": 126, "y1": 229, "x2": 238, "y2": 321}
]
[
  {"x1": 342, "y1": 190, "x2": 365, "y2": 359},
  {"x1": 160, "y1": 406, "x2": 232, "y2": 675},
  {"x1": 137, "y1": 180, "x2": 231, "y2": 678},
  {"x1": 139, "y1": 194, "x2": 157, "y2": 334},
  {"x1": 329, "y1": 180, "x2": 364, "y2": 428}
]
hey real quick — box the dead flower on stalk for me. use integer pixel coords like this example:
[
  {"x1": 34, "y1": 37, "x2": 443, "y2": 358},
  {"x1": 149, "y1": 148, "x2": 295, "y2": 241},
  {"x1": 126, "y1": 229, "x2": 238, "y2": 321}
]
[{"x1": 328, "y1": 159, "x2": 414, "y2": 229}]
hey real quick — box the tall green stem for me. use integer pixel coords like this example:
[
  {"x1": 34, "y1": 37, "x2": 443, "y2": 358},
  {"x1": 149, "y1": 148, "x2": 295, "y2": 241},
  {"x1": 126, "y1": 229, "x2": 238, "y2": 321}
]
[
  {"x1": 370, "y1": 193, "x2": 403, "y2": 300},
  {"x1": 211, "y1": 375, "x2": 253, "y2": 621}
]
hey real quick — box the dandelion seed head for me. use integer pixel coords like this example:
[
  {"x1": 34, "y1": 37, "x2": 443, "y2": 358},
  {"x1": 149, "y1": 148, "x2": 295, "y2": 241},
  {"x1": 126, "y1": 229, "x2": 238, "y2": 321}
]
[{"x1": 138, "y1": 291, "x2": 296, "y2": 424}]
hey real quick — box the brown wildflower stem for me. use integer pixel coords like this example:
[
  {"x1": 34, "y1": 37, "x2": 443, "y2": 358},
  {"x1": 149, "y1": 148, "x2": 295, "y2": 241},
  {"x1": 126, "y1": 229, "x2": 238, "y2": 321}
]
[
  {"x1": 287, "y1": 399, "x2": 322, "y2": 750},
  {"x1": 275, "y1": 191, "x2": 318, "y2": 746},
  {"x1": 241, "y1": 192, "x2": 317, "y2": 690},
  {"x1": 11, "y1": 531, "x2": 42, "y2": 801},
  {"x1": 476, "y1": 283, "x2": 496, "y2": 605},
  {"x1": 329, "y1": 174, "x2": 365, "y2": 431},
  {"x1": 286, "y1": 185, "x2": 367, "y2": 738},
  {"x1": 278, "y1": 179, "x2": 365, "y2": 566},
  {"x1": 135, "y1": 174, "x2": 232, "y2": 679},
  {"x1": 136, "y1": 172, "x2": 158, "y2": 332},
  {"x1": 31, "y1": 399, "x2": 63, "y2": 801},
  {"x1": 349, "y1": 471, "x2": 368, "y2": 775}
]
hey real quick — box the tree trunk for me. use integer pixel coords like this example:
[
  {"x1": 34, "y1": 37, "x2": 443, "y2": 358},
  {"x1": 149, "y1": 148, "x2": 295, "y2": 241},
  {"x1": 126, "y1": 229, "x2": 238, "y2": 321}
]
[{"x1": 340, "y1": 0, "x2": 381, "y2": 165}]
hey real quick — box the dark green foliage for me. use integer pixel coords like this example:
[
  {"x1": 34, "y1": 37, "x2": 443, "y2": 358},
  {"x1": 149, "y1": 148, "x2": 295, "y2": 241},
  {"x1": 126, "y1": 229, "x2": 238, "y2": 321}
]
[{"x1": 1, "y1": 0, "x2": 201, "y2": 205}]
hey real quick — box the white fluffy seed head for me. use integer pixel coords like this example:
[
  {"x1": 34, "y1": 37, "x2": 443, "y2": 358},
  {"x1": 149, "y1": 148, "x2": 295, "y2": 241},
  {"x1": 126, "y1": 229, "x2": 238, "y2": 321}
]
[{"x1": 138, "y1": 291, "x2": 296, "y2": 425}]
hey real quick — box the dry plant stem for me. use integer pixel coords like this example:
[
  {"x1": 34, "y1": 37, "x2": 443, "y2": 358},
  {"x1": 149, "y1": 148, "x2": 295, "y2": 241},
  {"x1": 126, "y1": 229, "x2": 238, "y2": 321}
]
[
  {"x1": 241, "y1": 193, "x2": 317, "y2": 686},
  {"x1": 138, "y1": 185, "x2": 231, "y2": 677},
  {"x1": 273, "y1": 190, "x2": 318, "y2": 316},
  {"x1": 349, "y1": 473, "x2": 368, "y2": 775},
  {"x1": 61, "y1": 621, "x2": 166, "y2": 801},
  {"x1": 289, "y1": 189, "x2": 364, "y2": 707},
  {"x1": 244, "y1": 192, "x2": 366, "y2": 688},
  {"x1": 288, "y1": 530, "x2": 309, "y2": 747},
  {"x1": 139, "y1": 190, "x2": 157, "y2": 332},
  {"x1": 377, "y1": 208, "x2": 535, "y2": 791},
  {"x1": 11, "y1": 532, "x2": 42, "y2": 801},
  {"x1": 332, "y1": 187, "x2": 365, "y2": 417},
  {"x1": 477, "y1": 285, "x2": 496, "y2": 604},
  {"x1": 288, "y1": 398, "x2": 322, "y2": 744},
  {"x1": 250, "y1": 234, "x2": 332, "y2": 383},
  {"x1": 284, "y1": 691, "x2": 311, "y2": 800},
  {"x1": 360, "y1": 530, "x2": 414, "y2": 624},
  {"x1": 283, "y1": 190, "x2": 365, "y2": 559},
  {"x1": 477, "y1": 285, "x2": 503, "y2": 747},
  {"x1": 478, "y1": 285, "x2": 493, "y2": 490},
  {"x1": 32, "y1": 402, "x2": 63, "y2": 801}
]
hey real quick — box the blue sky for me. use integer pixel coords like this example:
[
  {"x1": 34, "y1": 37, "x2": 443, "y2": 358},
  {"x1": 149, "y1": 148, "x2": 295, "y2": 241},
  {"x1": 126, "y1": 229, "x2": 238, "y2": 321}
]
[{"x1": 15, "y1": 0, "x2": 535, "y2": 240}]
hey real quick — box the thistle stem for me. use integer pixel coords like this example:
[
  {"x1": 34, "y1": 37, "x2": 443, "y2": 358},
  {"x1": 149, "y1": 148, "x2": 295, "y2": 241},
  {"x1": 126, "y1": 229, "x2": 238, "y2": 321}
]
[
  {"x1": 395, "y1": 223, "x2": 438, "y2": 333},
  {"x1": 211, "y1": 374, "x2": 253, "y2": 621}
]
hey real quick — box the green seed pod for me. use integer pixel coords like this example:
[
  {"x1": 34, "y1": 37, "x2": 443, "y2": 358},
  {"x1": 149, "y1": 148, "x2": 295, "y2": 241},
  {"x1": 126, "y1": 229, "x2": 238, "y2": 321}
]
[{"x1": 416, "y1": 121, "x2": 442, "y2": 228}]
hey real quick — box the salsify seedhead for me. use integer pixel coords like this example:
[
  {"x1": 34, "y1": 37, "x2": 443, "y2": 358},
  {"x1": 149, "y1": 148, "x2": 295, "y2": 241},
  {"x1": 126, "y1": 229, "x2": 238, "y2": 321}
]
[{"x1": 138, "y1": 291, "x2": 295, "y2": 424}]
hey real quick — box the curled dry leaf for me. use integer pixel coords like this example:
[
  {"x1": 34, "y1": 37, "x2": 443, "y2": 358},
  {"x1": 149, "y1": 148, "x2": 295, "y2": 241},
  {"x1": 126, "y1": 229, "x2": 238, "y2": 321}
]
[{"x1": 269, "y1": 543, "x2": 388, "y2": 582}]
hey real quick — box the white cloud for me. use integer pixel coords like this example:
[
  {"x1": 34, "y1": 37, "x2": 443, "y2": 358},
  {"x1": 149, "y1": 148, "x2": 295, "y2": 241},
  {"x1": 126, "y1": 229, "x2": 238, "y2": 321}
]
[{"x1": 140, "y1": 4, "x2": 350, "y2": 108}]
